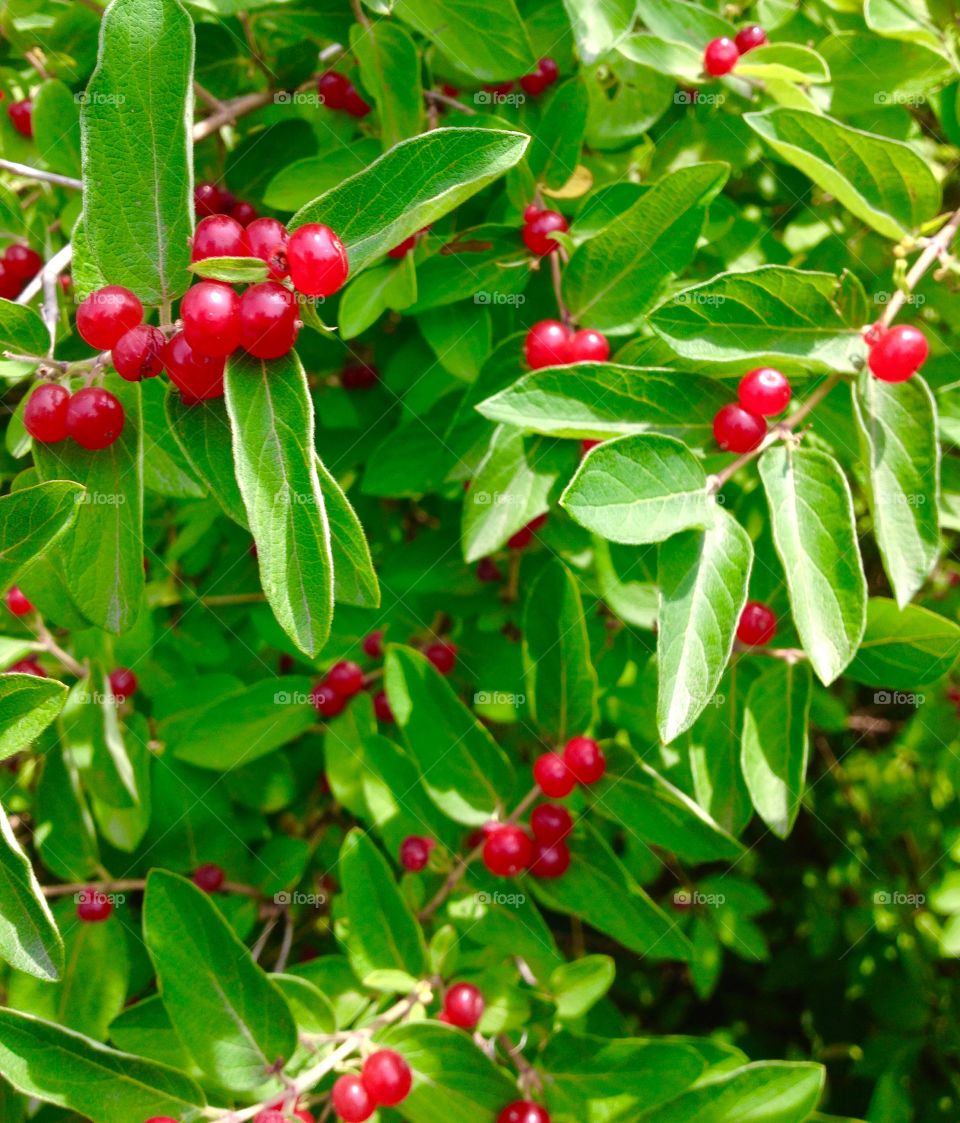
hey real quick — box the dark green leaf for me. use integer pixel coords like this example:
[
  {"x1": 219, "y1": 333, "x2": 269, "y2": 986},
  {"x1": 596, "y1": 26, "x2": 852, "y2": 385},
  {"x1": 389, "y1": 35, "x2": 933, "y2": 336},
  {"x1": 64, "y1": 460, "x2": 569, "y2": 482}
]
[
  {"x1": 847, "y1": 598, "x2": 960, "y2": 688},
  {"x1": 0, "y1": 801, "x2": 62, "y2": 980}
]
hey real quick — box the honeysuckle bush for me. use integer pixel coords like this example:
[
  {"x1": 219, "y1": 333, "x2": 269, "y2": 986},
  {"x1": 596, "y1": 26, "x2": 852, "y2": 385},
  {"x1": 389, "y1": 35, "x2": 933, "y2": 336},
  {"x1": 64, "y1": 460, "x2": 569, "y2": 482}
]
[{"x1": 1, "y1": 0, "x2": 960, "y2": 1121}]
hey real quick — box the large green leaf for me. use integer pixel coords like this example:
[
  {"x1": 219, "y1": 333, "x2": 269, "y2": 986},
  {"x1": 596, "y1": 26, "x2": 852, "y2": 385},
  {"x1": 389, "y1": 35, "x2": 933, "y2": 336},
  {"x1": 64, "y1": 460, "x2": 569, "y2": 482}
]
[
  {"x1": 32, "y1": 78, "x2": 81, "y2": 177},
  {"x1": 0, "y1": 481, "x2": 83, "y2": 591},
  {"x1": 758, "y1": 445, "x2": 867, "y2": 684},
  {"x1": 0, "y1": 801, "x2": 62, "y2": 980},
  {"x1": 165, "y1": 391, "x2": 248, "y2": 527},
  {"x1": 352, "y1": 22, "x2": 423, "y2": 149},
  {"x1": 0, "y1": 300, "x2": 48, "y2": 358},
  {"x1": 528, "y1": 78, "x2": 590, "y2": 190},
  {"x1": 640, "y1": 1060, "x2": 825, "y2": 1122},
  {"x1": 225, "y1": 350, "x2": 334, "y2": 657},
  {"x1": 847, "y1": 599, "x2": 960, "y2": 688},
  {"x1": 315, "y1": 458, "x2": 380, "y2": 608},
  {"x1": 80, "y1": 0, "x2": 194, "y2": 305},
  {"x1": 144, "y1": 870, "x2": 297, "y2": 1091},
  {"x1": 563, "y1": 0, "x2": 637, "y2": 60},
  {"x1": 0, "y1": 673, "x2": 67, "y2": 762}
]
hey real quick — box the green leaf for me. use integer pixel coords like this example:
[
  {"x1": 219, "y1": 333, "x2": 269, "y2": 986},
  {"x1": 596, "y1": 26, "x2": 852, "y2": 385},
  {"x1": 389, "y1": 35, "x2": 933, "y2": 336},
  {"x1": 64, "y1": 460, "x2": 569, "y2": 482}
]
[
  {"x1": 523, "y1": 559, "x2": 598, "y2": 740},
  {"x1": 139, "y1": 378, "x2": 204, "y2": 500},
  {"x1": 32, "y1": 78, "x2": 81, "y2": 177},
  {"x1": 617, "y1": 33, "x2": 705, "y2": 83},
  {"x1": 0, "y1": 480, "x2": 83, "y2": 593},
  {"x1": 847, "y1": 599, "x2": 960, "y2": 688},
  {"x1": 759, "y1": 445, "x2": 867, "y2": 685},
  {"x1": 290, "y1": 128, "x2": 529, "y2": 275},
  {"x1": 144, "y1": 870, "x2": 297, "y2": 1091},
  {"x1": 549, "y1": 956, "x2": 616, "y2": 1019},
  {"x1": 225, "y1": 349, "x2": 334, "y2": 657},
  {"x1": 0, "y1": 1009, "x2": 207, "y2": 1123},
  {"x1": 650, "y1": 267, "x2": 863, "y2": 373},
  {"x1": 640, "y1": 1060, "x2": 825, "y2": 1122},
  {"x1": 0, "y1": 801, "x2": 62, "y2": 980},
  {"x1": 34, "y1": 746, "x2": 100, "y2": 883},
  {"x1": 0, "y1": 674, "x2": 68, "y2": 762},
  {"x1": 338, "y1": 828, "x2": 427, "y2": 988},
  {"x1": 80, "y1": 0, "x2": 194, "y2": 305},
  {"x1": 741, "y1": 662, "x2": 812, "y2": 838},
  {"x1": 339, "y1": 259, "x2": 417, "y2": 339},
  {"x1": 166, "y1": 391, "x2": 248, "y2": 527},
  {"x1": 735, "y1": 44, "x2": 831, "y2": 84},
  {"x1": 560, "y1": 434, "x2": 713, "y2": 545},
  {"x1": 352, "y1": 22, "x2": 423, "y2": 149},
  {"x1": 635, "y1": 0, "x2": 733, "y2": 44},
  {"x1": 385, "y1": 645, "x2": 516, "y2": 824},
  {"x1": 563, "y1": 0, "x2": 636, "y2": 60},
  {"x1": 745, "y1": 108, "x2": 941, "y2": 240},
  {"x1": 315, "y1": 458, "x2": 380, "y2": 608},
  {"x1": 852, "y1": 373, "x2": 940, "y2": 608},
  {"x1": 188, "y1": 255, "x2": 270, "y2": 284},
  {"x1": 563, "y1": 163, "x2": 728, "y2": 333},
  {"x1": 0, "y1": 299, "x2": 49, "y2": 360},
  {"x1": 528, "y1": 78, "x2": 589, "y2": 190},
  {"x1": 657, "y1": 510, "x2": 753, "y2": 743}
]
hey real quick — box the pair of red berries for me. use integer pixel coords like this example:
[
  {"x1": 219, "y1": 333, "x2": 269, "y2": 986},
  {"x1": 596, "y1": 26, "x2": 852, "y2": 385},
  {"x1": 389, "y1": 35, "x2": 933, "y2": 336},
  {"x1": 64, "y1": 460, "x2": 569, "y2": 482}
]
[
  {"x1": 737, "y1": 601, "x2": 777, "y2": 646},
  {"x1": 194, "y1": 181, "x2": 258, "y2": 226},
  {"x1": 533, "y1": 736, "x2": 607, "y2": 798},
  {"x1": 7, "y1": 98, "x2": 32, "y2": 138},
  {"x1": 25, "y1": 381, "x2": 125, "y2": 451},
  {"x1": 865, "y1": 323, "x2": 928, "y2": 382},
  {"x1": 524, "y1": 320, "x2": 609, "y2": 369},
  {"x1": 318, "y1": 70, "x2": 371, "y2": 118},
  {"x1": 703, "y1": 24, "x2": 767, "y2": 77},
  {"x1": 521, "y1": 206, "x2": 568, "y2": 257},
  {"x1": 311, "y1": 658, "x2": 367, "y2": 718},
  {"x1": 331, "y1": 1049, "x2": 412, "y2": 1121},
  {"x1": 713, "y1": 367, "x2": 792, "y2": 454},
  {"x1": 0, "y1": 242, "x2": 41, "y2": 299}
]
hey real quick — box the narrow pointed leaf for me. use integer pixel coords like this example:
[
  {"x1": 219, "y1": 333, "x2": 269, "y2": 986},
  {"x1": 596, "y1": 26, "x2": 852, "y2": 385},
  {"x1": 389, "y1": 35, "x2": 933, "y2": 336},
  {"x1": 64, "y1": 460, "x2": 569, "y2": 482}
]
[{"x1": 0, "y1": 801, "x2": 62, "y2": 980}]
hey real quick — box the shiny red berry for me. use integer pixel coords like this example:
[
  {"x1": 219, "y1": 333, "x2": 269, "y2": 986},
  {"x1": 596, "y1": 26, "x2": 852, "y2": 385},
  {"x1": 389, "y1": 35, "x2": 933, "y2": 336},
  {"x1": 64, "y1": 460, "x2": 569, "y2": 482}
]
[
  {"x1": 482, "y1": 825, "x2": 534, "y2": 877},
  {"x1": 328, "y1": 659, "x2": 365, "y2": 697},
  {"x1": 520, "y1": 57, "x2": 559, "y2": 95},
  {"x1": 400, "y1": 835, "x2": 434, "y2": 872},
  {"x1": 425, "y1": 641, "x2": 457, "y2": 675},
  {"x1": 109, "y1": 667, "x2": 138, "y2": 701},
  {"x1": 735, "y1": 24, "x2": 767, "y2": 52},
  {"x1": 498, "y1": 1102, "x2": 551, "y2": 1123},
  {"x1": 145, "y1": 1118, "x2": 179, "y2": 1123},
  {"x1": 0, "y1": 260, "x2": 22, "y2": 299},
  {"x1": 331, "y1": 1074, "x2": 374, "y2": 1122},
  {"x1": 868, "y1": 324, "x2": 928, "y2": 382},
  {"x1": 6, "y1": 586, "x2": 32, "y2": 616},
  {"x1": 443, "y1": 982, "x2": 485, "y2": 1028},
  {"x1": 581, "y1": 439, "x2": 602, "y2": 456},
  {"x1": 525, "y1": 320, "x2": 571, "y2": 369},
  {"x1": 737, "y1": 601, "x2": 777, "y2": 646},
  {"x1": 4, "y1": 244, "x2": 41, "y2": 281},
  {"x1": 77, "y1": 286, "x2": 143, "y2": 350},
  {"x1": 311, "y1": 680, "x2": 346, "y2": 718},
  {"x1": 162, "y1": 332, "x2": 225, "y2": 403},
  {"x1": 737, "y1": 367, "x2": 791, "y2": 416},
  {"x1": 533, "y1": 752, "x2": 576, "y2": 799},
  {"x1": 191, "y1": 214, "x2": 248, "y2": 262},
  {"x1": 182, "y1": 281, "x2": 242, "y2": 358},
  {"x1": 522, "y1": 211, "x2": 568, "y2": 256},
  {"x1": 230, "y1": 201, "x2": 258, "y2": 226},
  {"x1": 287, "y1": 223, "x2": 349, "y2": 298},
  {"x1": 343, "y1": 83, "x2": 372, "y2": 118},
  {"x1": 361, "y1": 1049, "x2": 412, "y2": 1106},
  {"x1": 24, "y1": 382, "x2": 70, "y2": 442},
  {"x1": 713, "y1": 403, "x2": 766, "y2": 453},
  {"x1": 507, "y1": 513, "x2": 548, "y2": 550},
  {"x1": 66, "y1": 387, "x2": 125, "y2": 450},
  {"x1": 530, "y1": 840, "x2": 571, "y2": 879},
  {"x1": 7, "y1": 99, "x2": 32, "y2": 138},
  {"x1": 363, "y1": 630, "x2": 384, "y2": 658},
  {"x1": 530, "y1": 803, "x2": 573, "y2": 845},
  {"x1": 522, "y1": 204, "x2": 543, "y2": 223},
  {"x1": 318, "y1": 71, "x2": 352, "y2": 109},
  {"x1": 563, "y1": 736, "x2": 606, "y2": 785},
  {"x1": 239, "y1": 281, "x2": 299, "y2": 360},
  {"x1": 7, "y1": 658, "x2": 45, "y2": 676},
  {"x1": 194, "y1": 183, "x2": 223, "y2": 216},
  {"x1": 374, "y1": 690, "x2": 395, "y2": 723},
  {"x1": 569, "y1": 329, "x2": 609, "y2": 363},
  {"x1": 388, "y1": 234, "x2": 417, "y2": 259},
  {"x1": 192, "y1": 863, "x2": 225, "y2": 892},
  {"x1": 76, "y1": 888, "x2": 112, "y2": 922},
  {"x1": 704, "y1": 37, "x2": 739, "y2": 76},
  {"x1": 112, "y1": 325, "x2": 166, "y2": 381},
  {"x1": 246, "y1": 217, "x2": 290, "y2": 279}
]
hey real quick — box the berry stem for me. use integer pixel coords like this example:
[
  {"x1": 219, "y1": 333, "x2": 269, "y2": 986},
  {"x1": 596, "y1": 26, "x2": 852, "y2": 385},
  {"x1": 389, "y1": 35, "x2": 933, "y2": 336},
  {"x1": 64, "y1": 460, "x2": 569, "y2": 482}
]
[
  {"x1": 881, "y1": 205, "x2": 960, "y2": 328},
  {"x1": 41, "y1": 877, "x2": 261, "y2": 898},
  {"x1": 498, "y1": 1034, "x2": 544, "y2": 1095},
  {"x1": 424, "y1": 89, "x2": 477, "y2": 115},
  {"x1": 0, "y1": 159, "x2": 82, "y2": 190},
  {"x1": 548, "y1": 251, "x2": 571, "y2": 327},
  {"x1": 34, "y1": 619, "x2": 87, "y2": 678}
]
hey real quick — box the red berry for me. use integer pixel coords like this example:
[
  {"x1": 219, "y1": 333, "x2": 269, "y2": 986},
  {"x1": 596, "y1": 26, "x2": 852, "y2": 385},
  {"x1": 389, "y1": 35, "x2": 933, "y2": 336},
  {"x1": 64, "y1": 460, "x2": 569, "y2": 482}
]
[
  {"x1": 443, "y1": 982, "x2": 485, "y2": 1028},
  {"x1": 704, "y1": 37, "x2": 739, "y2": 76},
  {"x1": 112, "y1": 325, "x2": 166, "y2": 382},
  {"x1": 24, "y1": 382, "x2": 70, "y2": 442},
  {"x1": 294, "y1": 1113, "x2": 314, "y2": 1123},
  {"x1": 287, "y1": 223, "x2": 349, "y2": 298},
  {"x1": 425, "y1": 641, "x2": 457, "y2": 675},
  {"x1": 498, "y1": 1102, "x2": 551, "y2": 1123},
  {"x1": 76, "y1": 888, "x2": 112, "y2": 922},
  {"x1": 76, "y1": 286, "x2": 143, "y2": 350},
  {"x1": 331, "y1": 1074, "x2": 374, "y2": 1122},
  {"x1": 230, "y1": 201, "x2": 258, "y2": 226},
  {"x1": 341, "y1": 363, "x2": 378, "y2": 390},
  {"x1": 162, "y1": 332, "x2": 225, "y2": 403},
  {"x1": 4, "y1": 244, "x2": 41, "y2": 281},
  {"x1": 6, "y1": 586, "x2": 32, "y2": 616},
  {"x1": 109, "y1": 667, "x2": 138, "y2": 701},
  {"x1": 507, "y1": 513, "x2": 548, "y2": 550},
  {"x1": 485, "y1": 81, "x2": 515, "y2": 96},
  {"x1": 735, "y1": 24, "x2": 767, "y2": 52},
  {"x1": 863, "y1": 322, "x2": 885, "y2": 347},
  {"x1": 363, "y1": 630, "x2": 384, "y2": 658},
  {"x1": 192, "y1": 863, "x2": 225, "y2": 892},
  {"x1": 522, "y1": 211, "x2": 568, "y2": 256},
  {"x1": 343, "y1": 84, "x2": 372, "y2": 118},
  {"x1": 476, "y1": 557, "x2": 502, "y2": 583},
  {"x1": 328, "y1": 659, "x2": 365, "y2": 697},
  {"x1": 400, "y1": 835, "x2": 434, "y2": 872},
  {"x1": 713, "y1": 403, "x2": 766, "y2": 453},
  {"x1": 737, "y1": 367, "x2": 791, "y2": 416},
  {"x1": 374, "y1": 690, "x2": 395, "y2": 723},
  {"x1": 530, "y1": 840, "x2": 571, "y2": 879},
  {"x1": 530, "y1": 803, "x2": 573, "y2": 845},
  {"x1": 311, "y1": 680, "x2": 346, "y2": 718},
  {"x1": 563, "y1": 736, "x2": 606, "y2": 785},
  {"x1": 533, "y1": 752, "x2": 576, "y2": 799},
  {"x1": 318, "y1": 71, "x2": 352, "y2": 110},
  {"x1": 361, "y1": 1049, "x2": 412, "y2": 1106},
  {"x1": 191, "y1": 214, "x2": 248, "y2": 263},
  {"x1": 182, "y1": 281, "x2": 242, "y2": 358},
  {"x1": 737, "y1": 601, "x2": 777, "y2": 646},
  {"x1": 145, "y1": 1118, "x2": 180, "y2": 1123},
  {"x1": 194, "y1": 182, "x2": 224, "y2": 217},
  {"x1": 0, "y1": 260, "x2": 22, "y2": 299},
  {"x1": 7, "y1": 659, "x2": 45, "y2": 677},
  {"x1": 66, "y1": 387, "x2": 125, "y2": 450},
  {"x1": 482, "y1": 824, "x2": 534, "y2": 877},
  {"x1": 388, "y1": 234, "x2": 417, "y2": 259},
  {"x1": 520, "y1": 57, "x2": 559, "y2": 95},
  {"x1": 525, "y1": 320, "x2": 571, "y2": 369},
  {"x1": 252, "y1": 1113, "x2": 285, "y2": 1123},
  {"x1": 522, "y1": 204, "x2": 543, "y2": 223},
  {"x1": 239, "y1": 281, "x2": 299, "y2": 360},
  {"x1": 868, "y1": 324, "x2": 928, "y2": 382},
  {"x1": 569, "y1": 329, "x2": 609, "y2": 363},
  {"x1": 7, "y1": 99, "x2": 32, "y2": 138},
  {"x1": 246, "y1": 217, "x2": 290, "y2": 280},
  {"x1": 581, "y1": 439, "x2": 602, "y2": 456}
]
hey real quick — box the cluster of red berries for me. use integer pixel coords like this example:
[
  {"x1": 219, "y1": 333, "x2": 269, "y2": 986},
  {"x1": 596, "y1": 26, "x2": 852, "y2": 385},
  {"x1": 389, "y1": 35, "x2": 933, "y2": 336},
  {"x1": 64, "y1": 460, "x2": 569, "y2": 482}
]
[
  {"x1": 865, "y1": 322, "x2": 928, "y2": 382},
  {"x1": 713, "y1": 366, "x2": 792, "y2": 454},
  {"x1": 332, "y1": 1049, "x2": 412, "y2": 1121},
  {"x1": 484, "y1": 56, "x2": 559, "y2": 98},
  {"x1": 737, "y1": 601, "x2": 777, "y2": 646},
  {"x1": 0, "y1": 242, "x2": 41, "y2": 299},
  {"x1": 318, "y1": 70, "x2": 372, "y2": 118},
  {"x1": 533, "y1": 736, "x2": 606, "y2": 799},
  {"x1": 521, "y1": 205, "x2": 568, "y2": 256},
  {"x1": 524, "y1": 319, "x2": 609, "y2": 369},
  {"x1": 703, "y1": 24, "x2": 767, "y2": 77},
  {"x1": 194, "y1": 181, "x2": 259, "y2": 226},
  {"x1": 7, "y1": 97, "x2": 32, "y2": 138},
  {"x1": 24, "y1": 379, "x2": 125, "y2": 451}
]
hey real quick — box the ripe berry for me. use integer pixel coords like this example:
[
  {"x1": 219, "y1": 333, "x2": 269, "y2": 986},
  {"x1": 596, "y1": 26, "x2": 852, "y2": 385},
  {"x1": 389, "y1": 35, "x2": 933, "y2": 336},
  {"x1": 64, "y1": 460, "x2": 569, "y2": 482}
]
[
  {"x1": 507, "y1": 513, "x2": 548, "y2": 550},
  {"x1": 533, "y1": 752, "x2": 576, "y2": 799},
  {"x1": 7, "y1": 658, "x2": 45, "y2": 676},
  {"x1": 108, "y1": 667, "x2": 138, "y2": 701},
  {"x1": 287, "y1": 223, "x2": 349, "y2": 297},
  {"x1": 24, "y1": 382, "x2": 70, "y2": 442},
  {"x1": 388, "y1": 234, "x2": 417, "y2": 259},
  {"x1": 66, "y1": 387, "x2": 125, "y2": 450},
  {"x1": 737, "y1": 601, "x2": 777, "y2": 646},
  {"x1": 530, "y1": 840, "x2": 571, "y2": 879},
  {"x1": 522, "y1": 204, "x2": 542, "y2": 223},
  {"x1": 318, "y1": 71, "x2": 352, "y2": 109},
  {"x1": 4, "y1": 244, "x2": 41, "y2": 281},
  {"x1": 704, "y1": 37, "x2": 739, "y2": 76},
  {"x1": 522, "y1": 210, "x2": 568, "y2": 256},
  {"x1": 192, "y1": 863, "x2": 225, "y2": 892},
  {"x1": 482, "y1": 824, "x2": 534, "y2": 877},
  {"x1": 374, "y1": 690, "x2": 395, "y2": 723},
  {"x1": 341, "y1": 363, "x2": 378, "y2": 390},
  {"x1": 76, "y1": 286, "x2": 144, "y2": 350},
  {"x1": 230, "y1": 201, "x2": 258, "y2": 226},
  {"x1": 581, "y1": 439, "x2": 602, "y2": 456},
  {"x1": 363, "y1": 630, "x2": 384, "y2": 659},
  {"x1": 713, "y1": 403, "x2": 766, "y2": 453},
  {"x1": 239, "y1": 281, "x2": 299, "y2": 360},
  {"x1": 0, "y1": 260, "x2": 22, "y2": 299},
  {"x1": 194, "y1": 182, "x2": 224, "y2": 217},
  {"x1": 525, "y1": 320, "x2": 571, "y2": 369},
  {"x1": 311, "y1": 681, "x2": 346, "y2": 718},
  {"x1": 868, "y1": 324, "x2": 928, "y2": 382},
  {"x1": 735, "y1": 24, "x2": 767, "y2": 52},
  {"x1": 443, "y1": 982, "x2": 485, "y2": 1028},
  {"x1": 6, "y1": 586, "x2": 32, "y2": 616},
  {"x1": 162, "y1": 332, "x2": 225, "y2": 403},
  {"x1": 343, "y1": 84, "x2": 372, "y2": 118},
  {"x1": 7, "y1": 99, "x2": 32, "y2": 138},
  {"x1": 112, "y1": 325, "x2": 165, "y2": 381},
  {"x1": 520, "y1": 57, "x2": 559, "y2": 95},
  {"x1": 182, "y1": 281, "x2": 242, "y2": 358},
  {"x1": 498, "y1": 1102, "x2": 551, "y2": 1123},
  {"x1": 246, "y1": 217, "x2": 290, "y2": 279},
  {"x1": 331, "y1": 1073, "x2": 374, "y2": 1122},
  {"x1": 361, "y1": 1049, "x2": 412, "y2": 1106},
  {"x1": 400, "y1": 835, "x2": 434, "y2": 872},
  {"x1": 145, "y1": 1118, "x2": 179, "y2": 1123},
  {"x1": 191, "y1": 214, "x2": 248, "y2": 262},
  {"x1": 563, "y1": 736, "x2": 606, "y2": 785},
  {"x1": 425, "y1": 641, "x2": 457, "y2": 675},
  {"x1": 738, "y1": 367, "x2": 791, "y2": 416},
  {"x1": 569, "y1": 329, "x2": 610, "y2": 363},
  {"x1": 476, "y1": 557, "x2": 502, "y2": 583},
  {"x1": 76, "y1": 889, "x2": 112, "y2": 922},
  {"x1": 327, "y1": 659, "x2": 365, "y2": 697},
  {"x1": 530, "y1": 803, "x2": 573, "y2": 845}
]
